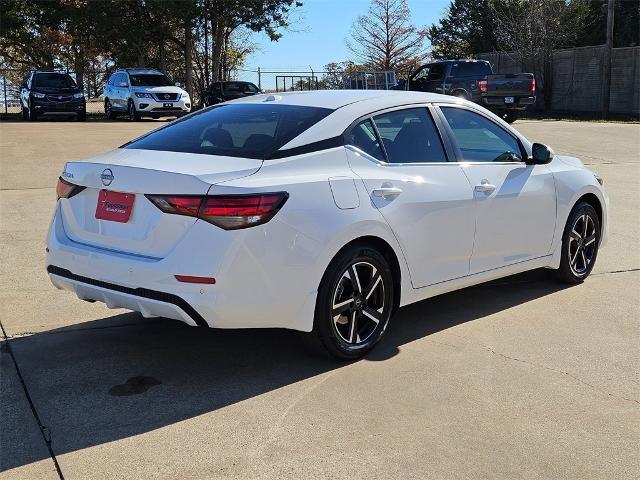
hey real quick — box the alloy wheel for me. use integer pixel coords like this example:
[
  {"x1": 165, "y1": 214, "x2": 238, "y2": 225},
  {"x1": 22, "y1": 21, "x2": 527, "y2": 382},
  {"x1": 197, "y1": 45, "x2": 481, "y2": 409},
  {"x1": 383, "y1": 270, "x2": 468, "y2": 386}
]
[
  {"x1": 331, "y1": 261, "x2": 386, "y2": 346},
  {"x1": 568, "y1": 213, "x2": 597, "y2": 276}
]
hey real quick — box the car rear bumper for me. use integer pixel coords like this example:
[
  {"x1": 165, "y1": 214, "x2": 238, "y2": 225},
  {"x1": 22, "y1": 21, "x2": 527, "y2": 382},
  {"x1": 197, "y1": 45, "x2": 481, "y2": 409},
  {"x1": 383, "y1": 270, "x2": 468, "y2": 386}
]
[
  {"x1": 45, "y1": 203, "x2": 318, "y2": 331},
  {"x1": 482, "y1": 96, "x2": 536, "y2": 109}
]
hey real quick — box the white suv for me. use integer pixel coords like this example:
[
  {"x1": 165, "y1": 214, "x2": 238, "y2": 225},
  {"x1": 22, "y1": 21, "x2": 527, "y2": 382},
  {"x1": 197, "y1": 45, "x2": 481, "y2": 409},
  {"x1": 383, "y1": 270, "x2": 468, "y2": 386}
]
[{"x1": 103, "y1": 69, "x2": 191, "y2": 120}]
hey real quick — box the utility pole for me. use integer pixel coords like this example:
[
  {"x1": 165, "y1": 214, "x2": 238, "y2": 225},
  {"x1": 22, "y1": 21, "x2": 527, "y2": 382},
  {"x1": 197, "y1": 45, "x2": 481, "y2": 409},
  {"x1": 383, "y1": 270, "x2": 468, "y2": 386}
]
[{"x1": 602, "y1": 0, "x2": 615, "y2": 117}]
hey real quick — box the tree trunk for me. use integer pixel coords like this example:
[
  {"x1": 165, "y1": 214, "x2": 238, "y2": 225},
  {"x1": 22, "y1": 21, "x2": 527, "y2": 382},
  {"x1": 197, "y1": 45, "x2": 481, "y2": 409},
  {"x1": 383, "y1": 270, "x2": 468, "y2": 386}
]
[
  {"x1": 185, "y1": 15, "x2": 193, "y2": 96},
  {"x1": 204, "y1": 1, "x2": 210, "y2": 87},
  {"x1": 211, "y1": 23, "x2": 225, "y2": 82}
]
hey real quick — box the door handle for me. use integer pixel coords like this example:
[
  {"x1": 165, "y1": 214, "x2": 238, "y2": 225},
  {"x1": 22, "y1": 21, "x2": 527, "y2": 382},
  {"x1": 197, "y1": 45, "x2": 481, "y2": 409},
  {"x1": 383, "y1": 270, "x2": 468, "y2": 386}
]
[
  {"x1": 372, "y1": 186, "x2": 403, "y2": 198},
  {"x1": 474, "y1": 180, "x2": 496, "y2": 193}
]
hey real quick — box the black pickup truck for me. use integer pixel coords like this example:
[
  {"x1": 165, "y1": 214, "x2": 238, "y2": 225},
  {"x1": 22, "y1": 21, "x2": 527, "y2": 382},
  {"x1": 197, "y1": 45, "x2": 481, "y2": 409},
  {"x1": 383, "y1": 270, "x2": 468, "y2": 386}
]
[{"x1": 393, "y1": 59, "x2": 535, "y2": 123}]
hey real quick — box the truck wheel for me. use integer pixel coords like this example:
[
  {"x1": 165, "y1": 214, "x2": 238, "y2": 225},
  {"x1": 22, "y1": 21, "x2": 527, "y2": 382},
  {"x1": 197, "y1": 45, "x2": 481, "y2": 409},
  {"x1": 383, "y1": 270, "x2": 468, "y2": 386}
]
[
  {"x1": 21, "y1": 106, "x2": 28, "y2": 121},
  {"x1": 503, "y1": 111, "x2": 518, "y2": 124},
  {"x1": 28, "y1": 103, "x2": 38, "y2": 121}
]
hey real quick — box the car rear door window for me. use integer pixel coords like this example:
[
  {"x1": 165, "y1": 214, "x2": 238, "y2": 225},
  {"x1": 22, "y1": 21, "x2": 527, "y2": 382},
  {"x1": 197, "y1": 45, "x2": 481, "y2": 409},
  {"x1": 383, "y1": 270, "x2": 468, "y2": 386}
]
[
  {"x1": 440, "y1": 107, "x2": 523, "y2": 162},
  {"x1": 346, "y1": 119, "x2": 385, "y2": 161},
  {"x1": 372, "y1": 108, "x2": 447, "y2": 163}
]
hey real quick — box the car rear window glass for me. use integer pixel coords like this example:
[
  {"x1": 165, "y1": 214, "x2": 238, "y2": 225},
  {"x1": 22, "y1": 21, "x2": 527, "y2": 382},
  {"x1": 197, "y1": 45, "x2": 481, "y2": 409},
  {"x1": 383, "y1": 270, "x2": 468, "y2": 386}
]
[
  {"x1": 346, "y1": 119, "x2": 385, "y2": 162},
  {"x1": 222, "y1": 82, "x2": 259, "y2": 94},
  {"x1": 129, "y1": 74, "x2": 173, "y2": 87},
  {"x1": 450, "y1": 61, "x2": 491, "y2": 78},
  {"x1": 372, "y1": 108, "x2": 447, "y2": 163},
  {"x1": 33, "y1": 73, "x2": 77, "y2": 88},
  {"x1": 124, "y1": 103, "x2": 333, "y2": 159}
]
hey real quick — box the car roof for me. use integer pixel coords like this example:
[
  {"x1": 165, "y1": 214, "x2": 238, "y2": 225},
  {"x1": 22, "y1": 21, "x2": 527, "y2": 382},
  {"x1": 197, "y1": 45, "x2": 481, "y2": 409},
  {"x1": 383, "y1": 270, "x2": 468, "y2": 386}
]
[
  {"x1": 228, "y1": 89, "x2": 456, "y2": 110},
  {"x1": 32, "y1": 71, "x2": 71, "y2": 75},
  {"x1": 222, "y1": 90, "x2": 460, "y2": 152},
  {"x1": 119, "y1": 69, "x2": 164, "y2": 75}
]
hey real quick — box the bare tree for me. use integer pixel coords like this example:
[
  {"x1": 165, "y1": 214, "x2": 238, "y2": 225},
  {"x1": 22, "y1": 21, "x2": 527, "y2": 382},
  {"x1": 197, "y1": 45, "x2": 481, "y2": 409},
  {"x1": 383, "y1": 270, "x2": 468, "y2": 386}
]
[
  {"x1": 346, "y1": 0, "x2": 429, "y2": 75},
  {"x1": 490, "y1": 0, "x2": 590, "y2": 110}
]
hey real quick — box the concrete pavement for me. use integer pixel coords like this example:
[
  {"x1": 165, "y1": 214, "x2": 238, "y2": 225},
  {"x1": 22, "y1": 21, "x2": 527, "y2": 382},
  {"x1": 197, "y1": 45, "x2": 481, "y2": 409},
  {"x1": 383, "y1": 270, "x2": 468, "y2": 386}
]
[{"x1": 1, "y1": 118, "x2": 638, "y2": 479}]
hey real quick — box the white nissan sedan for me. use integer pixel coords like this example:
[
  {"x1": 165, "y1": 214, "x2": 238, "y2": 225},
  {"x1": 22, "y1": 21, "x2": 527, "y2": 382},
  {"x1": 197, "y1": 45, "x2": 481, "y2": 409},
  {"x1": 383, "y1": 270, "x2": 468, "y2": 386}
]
[{"x1": 47, "y1": 90, "x2": 608, "y2": 359}]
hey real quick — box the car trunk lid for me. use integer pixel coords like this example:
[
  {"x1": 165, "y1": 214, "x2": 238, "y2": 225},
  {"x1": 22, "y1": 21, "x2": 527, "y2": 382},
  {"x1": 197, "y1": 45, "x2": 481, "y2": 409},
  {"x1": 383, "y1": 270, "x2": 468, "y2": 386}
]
[{"x1": 59, "y1": 148, "x2": 262, "y2": 258}]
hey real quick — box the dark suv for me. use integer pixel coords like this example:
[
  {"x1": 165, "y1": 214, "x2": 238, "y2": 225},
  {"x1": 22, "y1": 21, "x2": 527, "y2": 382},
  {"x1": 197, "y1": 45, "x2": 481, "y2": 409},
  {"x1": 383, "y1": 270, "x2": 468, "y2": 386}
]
[
  {"x1": 20, "y1": 71, "x2": 86, "y2": 121},
  {"x1": 201, "y1": 81, "x2": 261, "y2": 108}
]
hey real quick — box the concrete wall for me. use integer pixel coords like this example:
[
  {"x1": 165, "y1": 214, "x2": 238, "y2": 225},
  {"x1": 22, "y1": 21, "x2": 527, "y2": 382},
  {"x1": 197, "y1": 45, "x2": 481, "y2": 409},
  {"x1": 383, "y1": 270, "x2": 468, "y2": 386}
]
[{"x1": 478, "y1": 46, "x2": 639, "y2": 116}]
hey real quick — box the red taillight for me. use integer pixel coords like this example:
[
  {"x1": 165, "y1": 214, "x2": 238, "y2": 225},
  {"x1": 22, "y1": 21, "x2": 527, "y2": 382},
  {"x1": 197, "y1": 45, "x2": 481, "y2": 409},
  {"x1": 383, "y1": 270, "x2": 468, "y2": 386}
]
[
  {"x1": 56, "y1": 177, "x2": 85, "y2": 199},
  {"x1": 147, "y1": 195, "x2": 202, "y2": 217},
  {"x1": 477, "y1": 79, "x2": 488, "y2": 93},
  {"x1": 531, "y1": 78, "x2": 536, "y2": 96},
  {"x1": 146, "y1": 192, "x2": 288, "y2": 230}
]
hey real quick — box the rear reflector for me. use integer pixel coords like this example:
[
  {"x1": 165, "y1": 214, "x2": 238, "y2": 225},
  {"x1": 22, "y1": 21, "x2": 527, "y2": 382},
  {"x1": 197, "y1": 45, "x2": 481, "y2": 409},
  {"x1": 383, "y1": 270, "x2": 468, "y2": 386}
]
[
  {"x1": 56, "y1": 177, "x2": 85, "y2": 199},
  {"x1": 146, "y1": 192, "x2": 288, "y2": 230},
  {"x1": 174, "y1": 275, "x2": 216, "y2": 284}
]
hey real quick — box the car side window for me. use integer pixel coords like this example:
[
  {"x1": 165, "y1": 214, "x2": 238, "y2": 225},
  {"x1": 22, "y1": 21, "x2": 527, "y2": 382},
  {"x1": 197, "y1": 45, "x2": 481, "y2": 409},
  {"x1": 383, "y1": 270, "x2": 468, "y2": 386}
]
[
  {"x1": 440, "y1": 107, "x2": 523, "y2": 162},
  {"x1": 346, "y1": 119, "x2": 385, "y2": 162},
  {"x1": 372, "y1": 108, "x2": 447, "y2": 164},
  {"x1": 428, "y1": 64, "x2": 445, "y2": 80},
  {"x1": 412, "y1": 66, "x2": 429, "y2": 81}
]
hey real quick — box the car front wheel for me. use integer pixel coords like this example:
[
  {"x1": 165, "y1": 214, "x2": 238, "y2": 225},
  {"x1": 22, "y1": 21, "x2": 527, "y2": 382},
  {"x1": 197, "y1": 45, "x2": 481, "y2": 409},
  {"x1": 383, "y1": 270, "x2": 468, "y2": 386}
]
[
  {"x1": 127, "y1": 100, "x2": 141, "y2": 121},
  {"x1": 312, "y1": 244, "x2": 394, "y2": 360},
  {"x1": 105, "y1": 99, "x2": 117, "y2": 120},
  {"x1": 556, "y1": 202, "x2": 600, "y2": 283}
]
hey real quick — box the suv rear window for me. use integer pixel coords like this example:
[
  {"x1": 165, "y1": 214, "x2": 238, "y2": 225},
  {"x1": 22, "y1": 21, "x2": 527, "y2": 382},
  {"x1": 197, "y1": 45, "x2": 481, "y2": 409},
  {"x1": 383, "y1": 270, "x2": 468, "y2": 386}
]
[
  {"x1": 450, "y1": 61, "x2": 491, "y2": 78},
  {"x1": 33, "y1": 73, "x2": 76, "y2": 88},
  {"x1": 125, "y1": 103, "x2": 333, "y2": 159}
]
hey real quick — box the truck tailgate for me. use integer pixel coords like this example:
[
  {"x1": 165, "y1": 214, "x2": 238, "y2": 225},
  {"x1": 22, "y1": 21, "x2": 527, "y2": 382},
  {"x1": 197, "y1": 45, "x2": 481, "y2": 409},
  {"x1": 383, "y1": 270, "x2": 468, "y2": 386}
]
[{"x1": 486, "y1": 73, "x2": 534, "y2": 97}]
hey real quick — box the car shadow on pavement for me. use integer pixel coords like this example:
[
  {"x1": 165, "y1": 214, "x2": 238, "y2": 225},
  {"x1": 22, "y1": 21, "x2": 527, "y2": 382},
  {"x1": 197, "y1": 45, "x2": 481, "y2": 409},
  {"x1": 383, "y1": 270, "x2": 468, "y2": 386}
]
[{"x1": 1, "y1": 268, "x2": 572, "y2": 472}]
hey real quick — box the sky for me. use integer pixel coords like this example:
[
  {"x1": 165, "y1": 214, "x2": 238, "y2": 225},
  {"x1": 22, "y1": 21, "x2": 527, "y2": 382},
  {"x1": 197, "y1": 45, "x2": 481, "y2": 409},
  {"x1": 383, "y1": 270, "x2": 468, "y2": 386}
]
[{"x1": 238, "y1": 0, "x2": 450, "y2": 87}]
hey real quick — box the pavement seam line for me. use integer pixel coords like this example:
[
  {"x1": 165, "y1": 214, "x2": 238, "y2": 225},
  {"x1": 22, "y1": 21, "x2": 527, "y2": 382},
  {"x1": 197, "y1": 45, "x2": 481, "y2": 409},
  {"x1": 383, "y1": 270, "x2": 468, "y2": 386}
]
[
  {"x1": 483, "y1": 346, "x2": 640, "y2": 406},
  {"x1": 0, "y1": 320, "x2": 65, "y2": 480}
]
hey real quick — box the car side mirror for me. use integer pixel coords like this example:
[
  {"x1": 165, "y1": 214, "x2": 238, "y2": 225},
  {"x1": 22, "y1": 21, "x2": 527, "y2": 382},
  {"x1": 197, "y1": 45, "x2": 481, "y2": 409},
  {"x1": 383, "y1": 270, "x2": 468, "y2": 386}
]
[
  {"x1": 175, "y1": 82, "x2": 182, "y2": 88},
  {"x1": 530, "y1": 143, "x2": 554, "y2": 164}
]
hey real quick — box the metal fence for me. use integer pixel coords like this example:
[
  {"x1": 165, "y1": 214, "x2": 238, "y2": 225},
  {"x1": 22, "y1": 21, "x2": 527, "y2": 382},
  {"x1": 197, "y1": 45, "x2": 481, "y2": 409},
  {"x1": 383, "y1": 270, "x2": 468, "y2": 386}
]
[{"x1": 477, "y1": 45, "x2": 640, "y2": 116}]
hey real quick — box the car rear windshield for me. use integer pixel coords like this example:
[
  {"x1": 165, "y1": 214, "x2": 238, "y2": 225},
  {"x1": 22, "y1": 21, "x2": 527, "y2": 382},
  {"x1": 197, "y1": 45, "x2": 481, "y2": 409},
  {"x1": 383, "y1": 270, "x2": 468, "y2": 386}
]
[
  {"x1": 129, "y1": 74, "x2": 173, "y2": 87},
  {"x1": 33, "y1": 73, "x2": 77, "y2": 88},
  {"x1": 124, "y1": 103, "x2": 333, "y2": 159},
  {"x1": 222, "y1": 82, "x2": 259, "y2": 94}
]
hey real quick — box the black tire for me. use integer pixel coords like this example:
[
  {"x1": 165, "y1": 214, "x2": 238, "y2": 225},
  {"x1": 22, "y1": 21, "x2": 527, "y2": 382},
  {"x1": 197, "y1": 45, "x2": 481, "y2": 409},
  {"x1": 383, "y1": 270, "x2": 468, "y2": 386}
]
[
  {"x1": 311, "y1": 244, "x2": 395, "y2": 360},
  {"x1": 77, "y1": 110, "x2": 86, "y2": 121},
  {"x1": 21, "y1": 106, "x2": 28, "y2": 121},
  {"x1": 503, "y1": 111, "x2": 519, "y2": 124},
  {"x1": 127, "y1": 99, "x2": 140, "y2": 121},
  {"x1": 556, "y1": 202, "x2": 600, "y2": 283},
  {"x1": 105, "y1": 99, "x2": 117, "y2": 120},
  {"x1": 28, "y1": 102, "x2": 38, "y2": 121}
]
